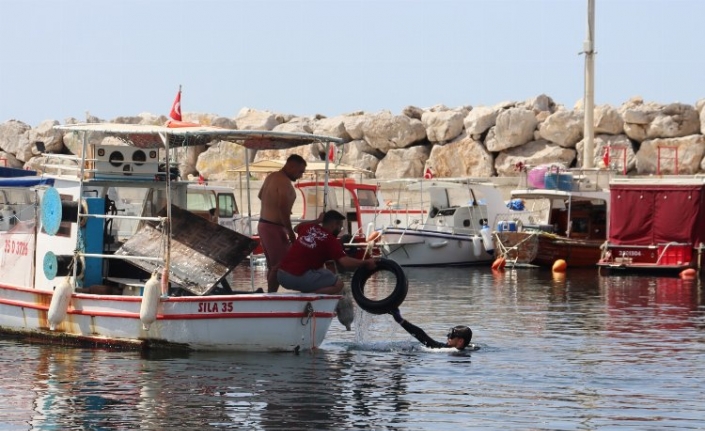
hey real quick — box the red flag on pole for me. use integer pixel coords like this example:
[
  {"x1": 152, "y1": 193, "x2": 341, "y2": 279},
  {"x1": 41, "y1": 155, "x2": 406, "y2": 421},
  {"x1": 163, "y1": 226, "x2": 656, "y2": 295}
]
[
  {"x1": 328, "y1": 145, "x2": 336, "y2": 162},
  {"x1": 169, "y1": 86, "x2": 182, "y2": 121},
  {"x1": 424, "y1": 167, "x2": 434, "y2": 179},
  {"x1": 602, "y1": 146, "x2": 610, "y2": 167}
]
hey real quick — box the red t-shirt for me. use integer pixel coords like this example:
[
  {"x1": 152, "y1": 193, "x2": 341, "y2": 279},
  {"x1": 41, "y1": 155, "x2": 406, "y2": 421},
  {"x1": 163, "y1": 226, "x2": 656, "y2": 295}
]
[{"x1": 279, "y1": 224, "x2": 346, "y2": 276}]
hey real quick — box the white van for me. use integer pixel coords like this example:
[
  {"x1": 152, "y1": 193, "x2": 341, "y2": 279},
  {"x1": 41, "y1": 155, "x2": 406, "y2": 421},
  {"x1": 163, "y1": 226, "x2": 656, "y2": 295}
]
[{"x1": 186, "y1": 184, "x2": 240, "y2": 231}]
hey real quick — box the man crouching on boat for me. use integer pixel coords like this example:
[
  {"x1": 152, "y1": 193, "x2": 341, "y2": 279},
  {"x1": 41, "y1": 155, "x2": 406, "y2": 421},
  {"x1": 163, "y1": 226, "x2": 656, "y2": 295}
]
[{"x1": 277, "y1": 210, "x2": 378, "y2": 294}]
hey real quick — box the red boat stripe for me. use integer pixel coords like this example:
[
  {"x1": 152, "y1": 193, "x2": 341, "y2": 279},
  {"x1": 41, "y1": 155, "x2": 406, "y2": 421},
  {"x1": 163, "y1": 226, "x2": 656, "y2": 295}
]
[{"x1": 0, "y1": 297, "x2": 335, "y2": 319}]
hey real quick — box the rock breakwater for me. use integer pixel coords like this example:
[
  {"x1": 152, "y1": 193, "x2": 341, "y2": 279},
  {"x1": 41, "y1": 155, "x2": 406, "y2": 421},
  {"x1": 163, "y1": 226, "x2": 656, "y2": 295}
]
[{"x1": 2, "y1": 94, "x2": 704, "y2": 179}]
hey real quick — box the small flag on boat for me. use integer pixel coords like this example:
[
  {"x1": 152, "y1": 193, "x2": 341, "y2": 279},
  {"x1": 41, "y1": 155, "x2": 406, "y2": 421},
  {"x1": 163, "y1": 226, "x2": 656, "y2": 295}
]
[
  {"x1": 602, "y1": 146, "x2": 610, "y2": 168},
  {"x1": 169, "y1": 86, "x2": 182, "y2": 121},
  {"x1": 328, "y1": 145, "x2": 336, "y2": 162},
  {"x1": 424, "y1": 167, "x2": 434, "y2": 179}
]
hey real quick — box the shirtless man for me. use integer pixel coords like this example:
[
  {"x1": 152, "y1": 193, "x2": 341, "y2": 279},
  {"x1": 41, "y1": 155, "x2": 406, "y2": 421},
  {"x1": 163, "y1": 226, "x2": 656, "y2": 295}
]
[{"x1": 257, "y1": 154, "x2": 307, "y2": 292}]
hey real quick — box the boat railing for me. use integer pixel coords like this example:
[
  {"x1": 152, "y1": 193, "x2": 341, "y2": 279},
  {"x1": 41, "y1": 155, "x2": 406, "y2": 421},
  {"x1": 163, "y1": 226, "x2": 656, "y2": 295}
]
[
  {"x1": 521, "y1": 166, "x2": 614, "y2": 192},
  {"x1": 492, "y1": 210, "x2": 548, "y2": 232}
]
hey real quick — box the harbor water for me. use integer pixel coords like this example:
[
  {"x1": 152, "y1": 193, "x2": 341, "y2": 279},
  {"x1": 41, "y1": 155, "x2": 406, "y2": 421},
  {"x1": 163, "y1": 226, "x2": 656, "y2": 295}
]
[{"x1": 1, "y1": 265, "x2": 703, "y2": 430}]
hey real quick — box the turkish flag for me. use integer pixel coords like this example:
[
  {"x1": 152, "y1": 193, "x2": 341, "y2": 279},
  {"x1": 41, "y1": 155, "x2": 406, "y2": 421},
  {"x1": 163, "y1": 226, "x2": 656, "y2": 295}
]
[
  {"x1": 328, "y1": 145, "x2": 336, "y2": 162},
  {"x1": 424, "y1": 167, "x2": 434, "y2": 179},
  {"x1": 169, "y1": 88, "x2": 182, "y2": 121},
  {"x1": 602, "y1": 146, "x2": 610, "y2": 167}
]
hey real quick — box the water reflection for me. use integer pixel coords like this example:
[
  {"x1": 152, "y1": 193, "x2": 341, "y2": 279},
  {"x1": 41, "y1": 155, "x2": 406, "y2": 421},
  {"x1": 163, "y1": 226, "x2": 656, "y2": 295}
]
[{"x1": 601, "y1": 273, "x2": 703, "y2": 332}]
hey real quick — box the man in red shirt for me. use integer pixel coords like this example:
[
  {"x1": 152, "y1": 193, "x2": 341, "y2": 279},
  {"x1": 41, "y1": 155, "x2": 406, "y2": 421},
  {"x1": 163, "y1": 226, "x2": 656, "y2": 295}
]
[{"x1": 278, "y1": 210, "x2": 378, "y2": 294}]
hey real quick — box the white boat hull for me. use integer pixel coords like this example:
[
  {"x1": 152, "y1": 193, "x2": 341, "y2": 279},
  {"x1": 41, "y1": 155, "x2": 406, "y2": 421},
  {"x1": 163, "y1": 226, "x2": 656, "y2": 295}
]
[
  {"x1": 0, "y1": 284, "x2": 338, "y2": 352},
  {"x1": 379, "y1": 229, "x2": 494, "y2": 266}
]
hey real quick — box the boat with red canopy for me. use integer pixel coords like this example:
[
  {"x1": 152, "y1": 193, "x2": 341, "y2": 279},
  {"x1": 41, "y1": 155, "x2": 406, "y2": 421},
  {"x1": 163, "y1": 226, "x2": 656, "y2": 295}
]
[{"x1": 597, "y1": 176, "x2": 705, "y2": 272}]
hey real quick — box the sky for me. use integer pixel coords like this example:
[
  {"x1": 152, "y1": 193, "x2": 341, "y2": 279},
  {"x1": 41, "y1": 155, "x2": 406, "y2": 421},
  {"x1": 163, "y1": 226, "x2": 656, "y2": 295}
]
[{"x1": 1, "y1": 0, "x2": 704, "y2": 127}]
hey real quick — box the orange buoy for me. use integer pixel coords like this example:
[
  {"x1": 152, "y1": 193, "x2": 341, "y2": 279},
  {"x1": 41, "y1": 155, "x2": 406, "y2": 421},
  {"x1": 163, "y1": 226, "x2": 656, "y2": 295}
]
[
  {"x1": 552, "y1": 259, "x2": 567, "y2": 273},
  {"x1": 491, "y1": 256, "x2": 506, "y2": 270},
  {"x1": 367, "y1": 230, "x2": 382, "y2": 243},
  {"x1": 680, "y1": 268, "x2": 697, "y2": 280}
]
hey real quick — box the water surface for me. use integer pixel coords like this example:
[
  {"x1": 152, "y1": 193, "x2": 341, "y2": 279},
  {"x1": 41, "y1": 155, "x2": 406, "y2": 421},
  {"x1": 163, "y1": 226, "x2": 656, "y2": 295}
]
[{"x1": 1, "y1": 266, "x2": 703, "y2": 430}]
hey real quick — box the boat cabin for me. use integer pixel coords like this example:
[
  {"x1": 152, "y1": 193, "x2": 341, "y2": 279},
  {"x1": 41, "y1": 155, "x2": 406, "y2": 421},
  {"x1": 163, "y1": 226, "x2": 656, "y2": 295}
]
[{"x1": 598, "y1": 177, "x2": 705, "y2": 271}]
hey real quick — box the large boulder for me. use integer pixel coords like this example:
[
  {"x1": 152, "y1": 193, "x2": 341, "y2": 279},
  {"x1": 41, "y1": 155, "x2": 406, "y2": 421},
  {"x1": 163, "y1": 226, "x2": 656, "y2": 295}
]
[
  {"x1": 0, "y1": 120, "x2": 31, "y2": 156},
  {"x1": 494, "y1": 140, "x2": 576, "y2": 176},
  {"x1": 538, "y1": 110, "x2": 584, "y2": 148},
  {"x1": 623, "y1": 101, "x2": 700, "y2": 142},
  {"x1": 635, "y1": 135, "x2": 705, "y2": 175},
  {"x1": 463, "y1": 106, "x2": 499, "y2": 138},
  {"x1": 488, "y1": 108, "x2": 538, "y2": 152},
  {"x1": 426, "y1": 134, "x2": 495, "y2": 178},
  {"x1": 235, "y1": 108, "x2": 281, "y2": 130},
  {"x1": 421, "y1": 109, "x2": 466, "y2": 143},
  {"x1": 375, "y1": 145, "x2": 431, "y2": 179},
  {"x1": 576, "y1": 134, "x2": 635, "y2": 173},
  {"x1": 361, "y1": 111, "x2": 427, "y2": 153}
]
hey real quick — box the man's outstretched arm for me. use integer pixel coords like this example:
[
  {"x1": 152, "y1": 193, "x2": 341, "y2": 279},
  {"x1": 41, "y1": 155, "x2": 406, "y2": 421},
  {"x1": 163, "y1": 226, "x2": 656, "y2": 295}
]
[{"x1": 390, "y1": 309, "x2": 447, "y2": 349}]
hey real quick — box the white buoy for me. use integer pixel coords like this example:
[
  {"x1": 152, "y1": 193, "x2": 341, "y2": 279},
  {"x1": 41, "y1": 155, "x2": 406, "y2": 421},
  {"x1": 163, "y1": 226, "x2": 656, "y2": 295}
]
[
  {"x1": 140, "y1": 273, "x2": 161, "y2": 330},
  {"x1": 480, "y1": 225, "x2": 495, "y2": 254},
  {"x1": 472, "y1": 236, "x2": 483, "y2": 257},
  {"x1": 48, "y1": 277, "x2": 73, "y2": 331}
]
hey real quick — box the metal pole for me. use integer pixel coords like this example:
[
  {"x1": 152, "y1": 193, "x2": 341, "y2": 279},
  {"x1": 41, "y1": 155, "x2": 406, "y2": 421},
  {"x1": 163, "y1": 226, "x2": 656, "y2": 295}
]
[{"x1": 583, "y1": 0, "x2": 596, "y2": 168}]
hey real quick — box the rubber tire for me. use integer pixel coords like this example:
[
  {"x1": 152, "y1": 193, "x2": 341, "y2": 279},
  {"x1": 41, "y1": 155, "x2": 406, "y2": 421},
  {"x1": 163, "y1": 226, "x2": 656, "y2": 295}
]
[{"x1": 351, "y1": 258, "x2": 408, "y2": 315}]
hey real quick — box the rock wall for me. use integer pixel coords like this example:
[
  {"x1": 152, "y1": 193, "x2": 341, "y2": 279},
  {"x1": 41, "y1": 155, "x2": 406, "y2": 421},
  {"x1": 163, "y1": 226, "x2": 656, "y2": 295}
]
[{"x1": 2, "y1": 94, "x2": 705, "y2": 179}]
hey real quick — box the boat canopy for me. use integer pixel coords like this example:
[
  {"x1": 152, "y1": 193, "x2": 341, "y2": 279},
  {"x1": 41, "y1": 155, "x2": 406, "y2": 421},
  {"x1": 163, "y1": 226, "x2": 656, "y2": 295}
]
[
  {"x1": 229, "y1": 160, "x2": 371, "y2": 175},
  {"x1": 54, "y1": 123, "x2": 344, "y2": 150},
  {"x1": 609, "y1": 181, "x2": 705, "y2": 246}
]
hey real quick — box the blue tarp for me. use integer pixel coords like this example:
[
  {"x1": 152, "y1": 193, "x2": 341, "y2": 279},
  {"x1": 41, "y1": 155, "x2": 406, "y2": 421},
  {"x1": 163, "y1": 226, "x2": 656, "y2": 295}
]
[
  {"x1": 0, "y1": 166, "x2": 37, "y2": 177},
  {"x1": 507, "y1": 199, "x2": 525, "y2": 211},
  {"x1": 0, "y1": 177, "x2": 54, "y2": 187},
  {"x1": 0, "y1": 167, "x2": 53, "y2": 187}
]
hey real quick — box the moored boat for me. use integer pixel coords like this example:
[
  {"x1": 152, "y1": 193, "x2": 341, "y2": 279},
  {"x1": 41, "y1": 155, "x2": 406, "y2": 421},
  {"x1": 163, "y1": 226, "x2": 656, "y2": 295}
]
[
  {"x1": 0, "y1": 124, "x2": 345, "y2": 352},
  {"x1": 493, "y1": 167, "x2": 611, "y2": 268},
  {"x1": 597, "y1": 176, "x2": 705, "y2": 273},
  {"x1": 378, "y1": 179, "x2": 504, "y2": 266}
]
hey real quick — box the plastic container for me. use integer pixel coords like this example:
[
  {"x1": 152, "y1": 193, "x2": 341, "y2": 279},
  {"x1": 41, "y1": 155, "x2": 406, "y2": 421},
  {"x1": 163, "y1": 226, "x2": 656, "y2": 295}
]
[
  {"x1": 497, "y1": 221, "x2": 517, "y2": 232},
  {"x1": 544, "y1": 172, "x2": 573, "y2": 191},
  {"x1": 527, "y1": 166, "x2": 548, "y2": 188}
]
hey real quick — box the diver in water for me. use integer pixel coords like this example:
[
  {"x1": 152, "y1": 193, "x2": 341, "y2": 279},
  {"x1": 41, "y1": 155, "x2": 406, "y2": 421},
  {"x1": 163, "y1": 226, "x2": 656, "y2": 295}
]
[{"x1": 390, "y1": 308, "x2": 474, "y2": 350}]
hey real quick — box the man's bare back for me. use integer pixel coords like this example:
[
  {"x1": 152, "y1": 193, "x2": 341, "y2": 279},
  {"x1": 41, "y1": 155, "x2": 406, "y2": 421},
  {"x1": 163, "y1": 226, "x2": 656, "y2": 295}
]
[{"x1": 258, "y1": 170, "x2": 297, "y2": 238}]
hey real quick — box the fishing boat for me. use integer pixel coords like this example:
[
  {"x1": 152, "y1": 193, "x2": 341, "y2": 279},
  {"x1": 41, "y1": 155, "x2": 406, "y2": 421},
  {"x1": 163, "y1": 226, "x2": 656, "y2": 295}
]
[
  {"x1": 597, "y1": 176, "x2": 705, "y2": 273},
  {"x1": 377, "y1": 179, "x2": 504, "y2": 266},
  {"x1": 492, "y1": 167, "x2": 611, "y2": 268},
  {"x1": 296, "y1": 177, "x2": 427, "y2": 259},
  {"x1": 0, "y1": 123, "x2": 345, "y2": 352}
]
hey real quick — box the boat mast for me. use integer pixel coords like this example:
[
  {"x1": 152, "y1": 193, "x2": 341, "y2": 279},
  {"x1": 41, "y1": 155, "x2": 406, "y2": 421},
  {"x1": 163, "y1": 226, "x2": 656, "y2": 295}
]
[{"x1": 582, "y1": 0, "x2": 596, "y2": 168}]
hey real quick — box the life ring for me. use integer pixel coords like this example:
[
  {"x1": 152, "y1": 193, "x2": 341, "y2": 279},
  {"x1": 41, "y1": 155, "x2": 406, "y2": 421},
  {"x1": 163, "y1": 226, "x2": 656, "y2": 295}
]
[{"x1": 351, "y1": 258, "x2": 408, "y2": 315}]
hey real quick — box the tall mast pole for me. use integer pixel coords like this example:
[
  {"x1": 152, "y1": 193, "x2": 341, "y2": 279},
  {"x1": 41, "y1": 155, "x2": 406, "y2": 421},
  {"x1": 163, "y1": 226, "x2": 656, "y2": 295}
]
[{"x1": 583, "y1": 0, "x2": 596, "y2": 168}]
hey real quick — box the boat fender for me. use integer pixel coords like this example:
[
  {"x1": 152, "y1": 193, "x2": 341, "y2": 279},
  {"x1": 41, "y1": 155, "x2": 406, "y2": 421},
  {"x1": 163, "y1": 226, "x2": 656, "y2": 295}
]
[
  {"x1": 351, "y1": 258, "x2": 408, "y2": 315},
  {"x1": 679, "y1": 268, "x2": 697, "y2": 280},
  {"x1": 472, "y1": 236, "x2": 483, "y2": 257},
  {"x1": 140, "y1": 273, "x2": 161, "y2": 330},
  {"x1": 480, "y1": 225, "x2": 495, "y2": 255},
  {"x1": 552, "y1": 259, "x2": 567, "y2": 273},
  {"x1": 491, "y1": 256, "x2": 506, "y2": 270},
  {"x1": 48, "y1": 277, "x2": 73, "y2": 331},
  {"x1": 428, "y1": 240, "x2": 448, "y2": 249}
]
